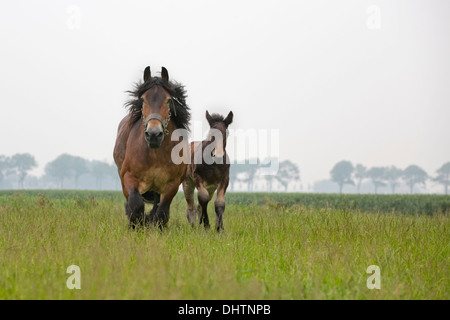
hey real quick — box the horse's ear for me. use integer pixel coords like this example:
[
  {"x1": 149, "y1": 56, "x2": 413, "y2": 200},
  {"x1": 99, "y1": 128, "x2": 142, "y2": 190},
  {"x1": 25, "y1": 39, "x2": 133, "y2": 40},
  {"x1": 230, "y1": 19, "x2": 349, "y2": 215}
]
[
  {"x1": 224, "y1": 111, "x2": 233, "y2": 126},
  {"x1": 206, "y1": 110, "x2": 213, "y2": 126},
  {"x1": 143, "y1": 66, "x2": 151, "y2": 82},
  {"x1": 161, "y1": 67, "x2": 169, "y2": 82}
]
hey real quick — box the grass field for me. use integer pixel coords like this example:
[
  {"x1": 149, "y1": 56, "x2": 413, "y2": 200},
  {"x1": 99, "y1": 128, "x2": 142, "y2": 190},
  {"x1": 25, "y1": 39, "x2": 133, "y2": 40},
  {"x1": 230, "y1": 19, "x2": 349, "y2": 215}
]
[{"x1": 0, "y1": 190, "x2": 448, "y2": 299}]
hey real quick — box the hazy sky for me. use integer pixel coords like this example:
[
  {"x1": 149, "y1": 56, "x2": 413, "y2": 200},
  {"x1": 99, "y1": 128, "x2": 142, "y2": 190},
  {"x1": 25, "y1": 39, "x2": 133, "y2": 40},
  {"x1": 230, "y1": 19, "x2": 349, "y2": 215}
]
[{"x1": 0, "y1": 0, "x2": 449, "y2": 187}]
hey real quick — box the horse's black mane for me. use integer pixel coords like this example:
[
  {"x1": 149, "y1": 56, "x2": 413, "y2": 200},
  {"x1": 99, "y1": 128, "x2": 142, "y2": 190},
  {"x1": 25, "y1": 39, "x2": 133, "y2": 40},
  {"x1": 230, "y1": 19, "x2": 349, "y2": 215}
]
[{"x1": 125, "y1": 77, "x2": 190, "y2": 131}]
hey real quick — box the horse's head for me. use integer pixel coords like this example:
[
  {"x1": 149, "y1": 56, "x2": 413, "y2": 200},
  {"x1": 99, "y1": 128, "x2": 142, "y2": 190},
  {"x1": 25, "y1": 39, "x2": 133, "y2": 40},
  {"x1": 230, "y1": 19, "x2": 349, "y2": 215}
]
[
  {"x1": 125, "y1": 66, "x2": 190, "y2": 149},
  {"x1": 140, "y1": 66, "x2": 173, "y2": 148},
  {"x1": 205, "y1": 110, "x2": 233, "y2": 159}
]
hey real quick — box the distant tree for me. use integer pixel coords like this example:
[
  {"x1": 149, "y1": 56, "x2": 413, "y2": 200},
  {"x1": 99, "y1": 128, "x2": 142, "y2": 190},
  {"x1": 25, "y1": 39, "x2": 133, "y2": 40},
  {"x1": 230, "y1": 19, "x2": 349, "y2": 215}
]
[
  {"x1": 330, "y1": 160, "x2": 354, "y2": 193},
  {"x1": 366, "y1": 167, "x2": 387, "y2": 194},
  {"x1": 385, "y1": 166, "x2": 403, "y2": 194},
  {"x1": 0, "y1": 155, "x2": 11, "y2": 186},
  {"x1": 71, "y1": 156, "x2": 89, "y2": 188},
  {"x1": 91, "y1": 160, "x2": 114, "y2": 189},
  {"x1": 402, "y1": 165, "x2": 428, "y2": 194},
  {"x1": 276, "y1": 160, "x2": 300, "y2": 192},
  {"x1": 353, "y1": 164, "x2": 366, "y2": 193},
  {"x1": 242, "y1": 159, "x2": 260, "y2": 192},
  {"x1": 229, "y1": 164, "x2": 246, "y2": 191},
  {"x1": 10, "y1": 153, "x2": 37, "y2": 189},
  {"x1": 433, "y1": 162, "x2": 450, "y2": 195},
  {"x1": 261, "y1": 157, "x2": 279, "y2": 192},
  {"x1": 45, "y1": 154, "x2": 75, "y2": 188},
  {"x1": 108, "y1": 163, "x2": 120, "y2": 189},
  {"x1": 264, "y1": 174, "x2": 276, "y2": 192},
  {"x1": 45, "y1": 154, "x2": 89, "y2": 189}
]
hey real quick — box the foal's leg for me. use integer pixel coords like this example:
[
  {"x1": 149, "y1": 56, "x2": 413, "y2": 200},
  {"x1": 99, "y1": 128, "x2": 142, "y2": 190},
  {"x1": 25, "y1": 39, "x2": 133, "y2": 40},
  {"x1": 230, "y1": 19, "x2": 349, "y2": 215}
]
[
  {"x1": 183, "y1": 179, "x2": 196, "y2": 227},
  {"x1": 197, "y1": 183, "x2": 211, "y2": 229},
  {"x1": 197, "y1": 184, "x2": 216, "y2": 230},
  {"x1": 215, "y1": 180, "x2": 228, "y2": 232}
]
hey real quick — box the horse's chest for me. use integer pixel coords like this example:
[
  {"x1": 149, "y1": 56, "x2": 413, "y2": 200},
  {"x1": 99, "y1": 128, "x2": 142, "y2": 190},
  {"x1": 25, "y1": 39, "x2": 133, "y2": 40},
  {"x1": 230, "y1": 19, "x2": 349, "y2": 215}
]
[{"x1": 138, "y1": 167, "x2": 173, "y2": 194}]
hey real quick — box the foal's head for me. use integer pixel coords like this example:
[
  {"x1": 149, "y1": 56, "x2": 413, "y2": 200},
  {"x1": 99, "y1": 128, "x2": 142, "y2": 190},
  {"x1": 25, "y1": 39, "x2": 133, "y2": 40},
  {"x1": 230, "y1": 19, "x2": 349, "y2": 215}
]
[{"x1": 205, "y1": 110, "x2": 233, "y2": 159}]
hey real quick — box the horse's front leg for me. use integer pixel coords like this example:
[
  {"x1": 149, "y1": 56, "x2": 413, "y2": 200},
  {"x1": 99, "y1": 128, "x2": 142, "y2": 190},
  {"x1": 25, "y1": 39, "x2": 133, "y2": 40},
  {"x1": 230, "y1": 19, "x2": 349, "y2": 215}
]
[
  {"x1": 215, "y1": 179, "x2": 229, "y2": 232},
  {"x1": 123, "y1": 173, "x2": 145, "y2": 229},
  {"x1": 152, "y1": 181, "x2": 180, "y2": 229}
]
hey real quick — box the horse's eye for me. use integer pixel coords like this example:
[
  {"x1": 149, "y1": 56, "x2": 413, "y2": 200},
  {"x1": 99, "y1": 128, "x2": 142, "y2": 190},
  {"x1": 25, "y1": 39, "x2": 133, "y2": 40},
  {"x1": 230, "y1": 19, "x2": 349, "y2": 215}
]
[{"x1": 167, "y1": 98, "x2": 172, "y2": 105}]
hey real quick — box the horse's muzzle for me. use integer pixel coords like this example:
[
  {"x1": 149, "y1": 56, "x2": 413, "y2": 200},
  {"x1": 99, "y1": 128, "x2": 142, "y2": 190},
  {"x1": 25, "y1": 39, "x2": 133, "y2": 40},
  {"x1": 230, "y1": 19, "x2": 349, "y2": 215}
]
[{"x1": 145, "y1": 127, "x2": 164, "y2": 148}]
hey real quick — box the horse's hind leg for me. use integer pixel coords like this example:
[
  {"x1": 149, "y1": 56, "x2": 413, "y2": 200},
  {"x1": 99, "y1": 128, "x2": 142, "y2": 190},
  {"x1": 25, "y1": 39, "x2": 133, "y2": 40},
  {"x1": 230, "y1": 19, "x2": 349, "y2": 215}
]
[
  {"x1": 142, "y1": 190, "x2": 160, "y2": 224},
  {"x1": 153, "y1": 181, "x2": 180, "y2": 229},
  {"x1": 146, "y1": 193, "x2": 160, "y2": 225},
  {"x1": 183, "y1": 180, "x2": 196, "y2": 227}
]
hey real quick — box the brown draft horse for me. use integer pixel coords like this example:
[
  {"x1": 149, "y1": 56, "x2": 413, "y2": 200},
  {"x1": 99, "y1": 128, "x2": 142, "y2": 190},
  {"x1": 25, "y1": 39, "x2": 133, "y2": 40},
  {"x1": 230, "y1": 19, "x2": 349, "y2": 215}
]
[
  {"x1": 183, "y1": 110, "x2": 233, "y2": 231},
  {"x1": 113, "y1": 66, "x2": 190, "y2": 229}
]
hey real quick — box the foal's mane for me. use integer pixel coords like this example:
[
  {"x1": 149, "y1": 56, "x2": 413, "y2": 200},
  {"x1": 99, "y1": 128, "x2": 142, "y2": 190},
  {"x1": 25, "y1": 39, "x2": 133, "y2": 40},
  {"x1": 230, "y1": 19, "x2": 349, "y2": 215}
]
[
  {"x1": 208, "y1": 113, "x2": 226, "y2": 125},
  {"x1": 125, "y1": 77, "x2": 190, "y2": 131}
]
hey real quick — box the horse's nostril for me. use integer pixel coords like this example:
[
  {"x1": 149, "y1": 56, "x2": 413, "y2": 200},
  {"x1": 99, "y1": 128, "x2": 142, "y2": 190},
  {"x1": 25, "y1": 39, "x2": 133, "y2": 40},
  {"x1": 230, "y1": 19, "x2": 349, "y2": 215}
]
[{"x1": 145, "y1": 129, "x2": 163, "y2": 141}]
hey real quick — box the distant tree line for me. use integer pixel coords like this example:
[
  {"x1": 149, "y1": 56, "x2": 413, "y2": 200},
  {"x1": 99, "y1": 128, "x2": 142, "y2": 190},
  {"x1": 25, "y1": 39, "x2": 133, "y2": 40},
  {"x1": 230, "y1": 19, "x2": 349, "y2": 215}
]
[
  {"x1": 0, "y1": 154, "x2": 301, "y2": 192},
  {"x1": 0, "y1": 153, "x2": 119, "y2": 190},
  {"x1": 328, "y1": 160, "x2": 450, "y2": 194},
  {"x1": 4, "y1": 153, "x2": 447, "y2": 194},
  {"x1": 229, "y1": 159, "x2": 301, "y2": 192},
  {"x1": 0, "y1": 153, "x2": 37, "y2": 189}
]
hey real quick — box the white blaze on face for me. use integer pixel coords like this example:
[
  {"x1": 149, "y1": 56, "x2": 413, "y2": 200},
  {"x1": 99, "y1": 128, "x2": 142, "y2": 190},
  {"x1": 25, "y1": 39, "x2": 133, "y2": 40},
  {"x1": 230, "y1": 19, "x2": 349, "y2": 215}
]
[
  {"x1": 213, "y1": 138, "x2": 224, "y2": 158},
  {"x1": 203, "y1": 128, "x2": 224, "y2": 164},
  {"x1": 208, "y1": 128, "x2": 224, "y2": 158}
]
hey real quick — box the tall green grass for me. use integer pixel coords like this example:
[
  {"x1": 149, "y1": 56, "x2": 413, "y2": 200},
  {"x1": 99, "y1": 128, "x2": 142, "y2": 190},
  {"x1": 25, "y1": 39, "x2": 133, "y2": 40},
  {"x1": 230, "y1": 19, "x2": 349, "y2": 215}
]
[
  {"x1": 225, "y1": 192, "x2": 450, "y2": 216},
  {"x1": 2, "y1": 190, "x2": 448, "y2": 215},
  {"x1": 0, "y1": 191, "x2": 448, "y2": 299}
]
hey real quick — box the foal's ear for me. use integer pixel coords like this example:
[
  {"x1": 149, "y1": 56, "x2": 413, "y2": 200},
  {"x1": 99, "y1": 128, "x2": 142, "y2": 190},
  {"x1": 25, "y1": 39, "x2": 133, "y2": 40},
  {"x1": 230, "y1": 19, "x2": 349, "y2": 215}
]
[
  {"x1": 143, "y1": 66, "x2": 151, "y2": 82},
  {"x1": 206, "y1": 110, "x2": 213, "y2": 126},
  {"x1": 224, "y1": 111, "x2": 233, "y2": 126},
  {"x1": 161, "y1": 67, "x2": 169, "y2": 82}
]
